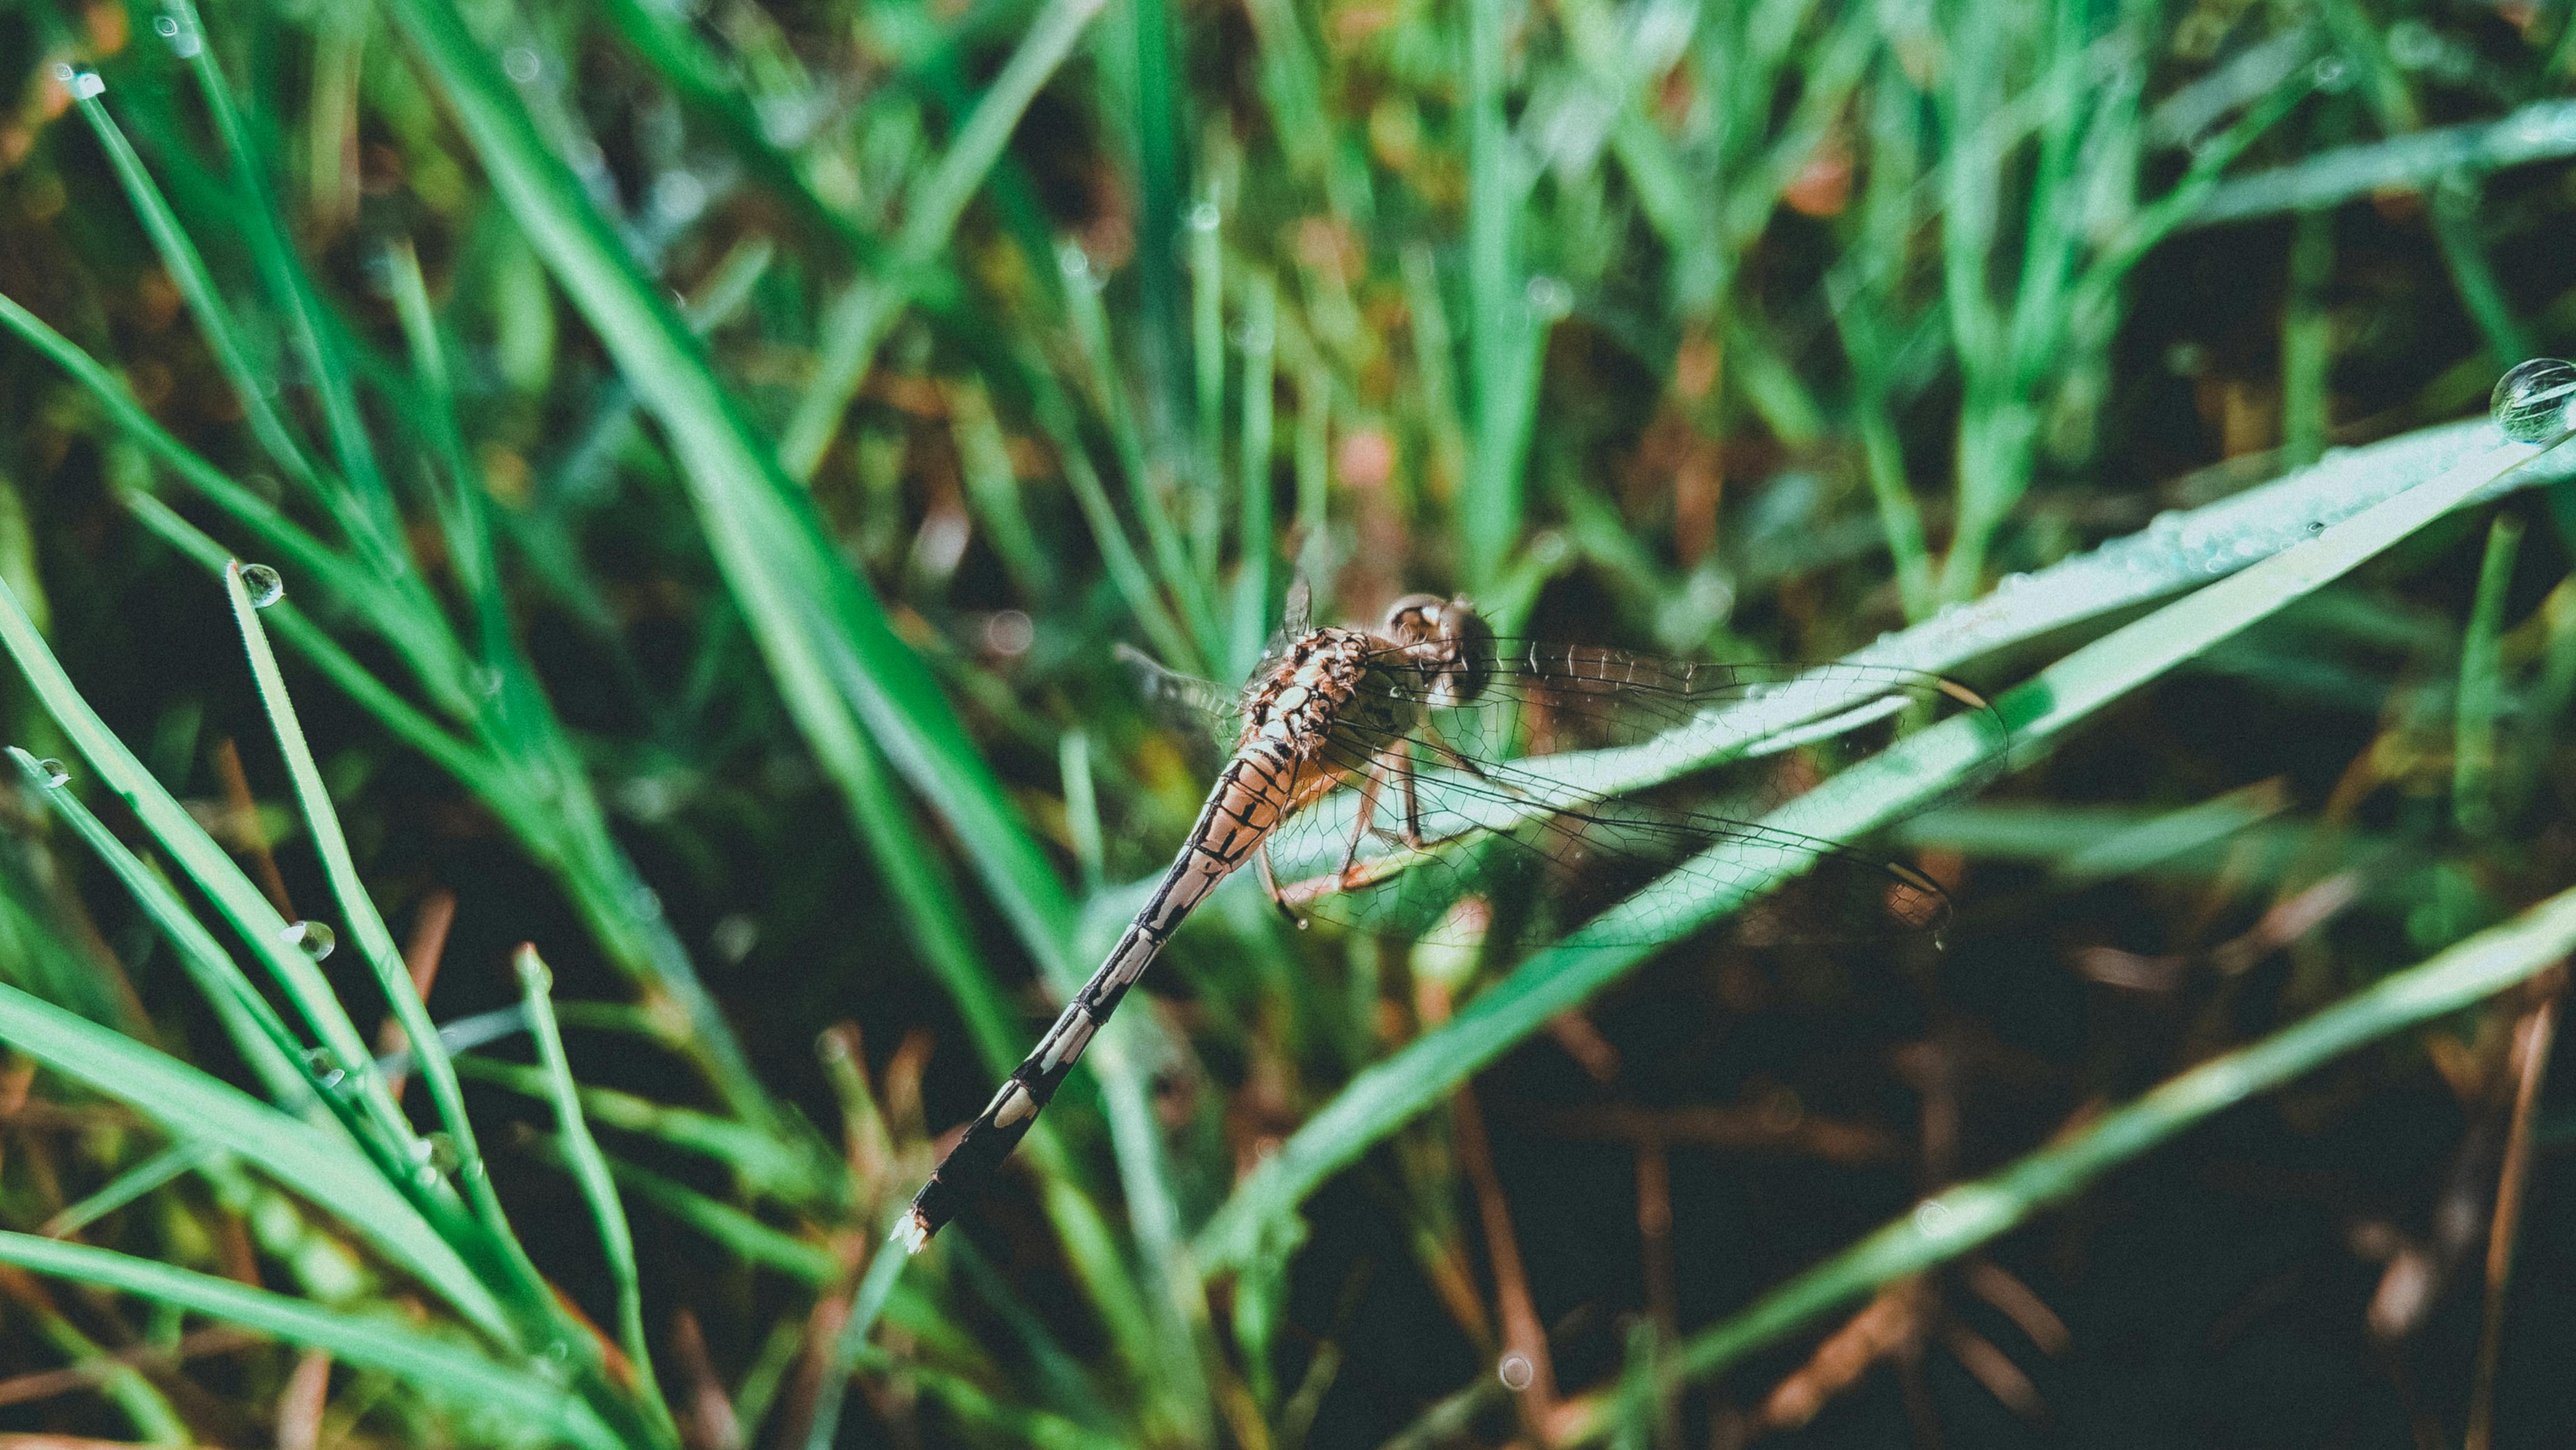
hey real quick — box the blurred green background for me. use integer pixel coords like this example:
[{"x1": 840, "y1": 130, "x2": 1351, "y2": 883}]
[{"x1": 1, "y1": 0, "x2": 2575, "y2": 1444}]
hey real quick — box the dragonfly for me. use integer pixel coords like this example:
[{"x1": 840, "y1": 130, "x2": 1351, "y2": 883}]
[{"x1": 897, "y1": 587, "x2": 2002, "y2": 1250}]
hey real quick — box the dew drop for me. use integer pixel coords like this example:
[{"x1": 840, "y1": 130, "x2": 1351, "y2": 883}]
[
  {"x1": 34, "y1": 759, "x2": 68, "y2": 788},
  {"x1": 1524, "y1": 274, "x2": 1573, "y2": 318},
  {"x1": 281, "y1": 919, "x2": 336, "y2": 961},
  {"x1": 239, "y1": 563, "x2": 285, "y2": 607},
  {"x1": 2490, "y1": 358, "x2": 2576, "y2": 443},
  {"x1": 1912, "y1": 1198, "x2": 1954, "y2": 1236},
  {"x1": 301, "y1": 1046, "x2": 348, "y2": 1090},
  {"x1": 1187, "y1": 200, "x2": 1221, "y2": 232},
  {"x1": 502, "y1": 46, "x2": 541, "y2": 83},
  {"x1": 410, "y1": 1132, "x2": 461, "y2": 1175},
  {"x1": 71, "y1": 72, "x2": 105, "y2": 100},
  {"x1": 1497, "y1": 1353, "x2": 1535, "y2": 1391},
  {"x1": 154, "y1": 15, "x2": 177, "y2": 35}
]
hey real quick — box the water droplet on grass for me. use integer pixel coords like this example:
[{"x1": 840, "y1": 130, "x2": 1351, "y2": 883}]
[
  {"x1": 2491, "y1": 358, "x2": 2576, "y2": 443},
  {"x1": 34, "y1": 759, "x2": 67, "y2": 788},
  {"x1": 239, "y1": 563, "x2": 284, "y2": 607},
  {"x1": 410, "y1": 1133, "x2": 460, "y2": 1179},
  {"x1": 1497, "y1": 1353, "x2": 1535, "y2": 1391},
  {"x1": 281, "y1": 920, "x2": 335, "y2": 960}
]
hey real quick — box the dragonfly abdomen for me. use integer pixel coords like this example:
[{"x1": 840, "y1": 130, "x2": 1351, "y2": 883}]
[{"x1": 900, "y1": 743, "x2": 1309, "y2": 1251}]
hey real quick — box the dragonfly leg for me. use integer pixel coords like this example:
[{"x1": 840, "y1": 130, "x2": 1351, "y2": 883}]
[
  {"x1": 1336, "y1": 757, "x2": 1390, "y2": 885},
  {"x1": 1397, "y1": 742, "x2": 1426, "y2": 847},
  {"x1": 1256, "y1": 843, "x2": 1305, "y2": 928}
]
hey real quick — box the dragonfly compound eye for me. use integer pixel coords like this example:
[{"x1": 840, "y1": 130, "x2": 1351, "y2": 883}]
[{"x1": 1382, "y1": 594, "x2": 1493, "y2": 706}]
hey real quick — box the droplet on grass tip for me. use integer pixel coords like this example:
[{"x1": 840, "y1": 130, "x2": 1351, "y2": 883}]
[
  {"x1": 34, "y1": 759, "x2": 67, "y2": 788},
  {"x1": 281, "y1": 919, "x2": 335, "y2": 961},
  {"x1": 239, "y1": 563, "x2": 285, "y2": 607},
  {"x1": 410, "y1": 1132, "x2": 460, "y2": 1177},
  {"x1": 1497, "y1": 1353, "x2": 1535, "y2": 1391},
  {"x1": 2490, "y1": 358, "x2": 2576, "y2": 443}
]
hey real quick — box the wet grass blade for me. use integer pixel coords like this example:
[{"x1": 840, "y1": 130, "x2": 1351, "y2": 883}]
[
  {"x1": 9, "y1": 745, "x2": 310, "y2": 1107},
  {"x1": 0, "y1": 576, "x2": 411, "y2": 1149},
  {"x1": 2454, "y1": 514, "x2": 2523, "y2": 835},
  {"x1": 225, "y1": 562, "x2": 531, "y2": 1265},
  {"x1": 0, "y1": 1232, "x2": 621, "y2": 1450},
  {"x1": 517, "y1": 947, "x2": 676, "y2": 1439},
  {"x1": 0, "y1": 978, "x2": 505, "y2": 1338}
]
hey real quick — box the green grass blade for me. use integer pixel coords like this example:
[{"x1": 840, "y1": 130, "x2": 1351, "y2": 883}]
[
  {"x1": 40, "y1": 1140, "x2": 220, "y2": 1239},
  {"x1": 0, "y1": 979, "x2": 506, "y2": 1339},
  {"x1": 0, "y1": 292, "x2": 375, "y2": 615},
  {"x1": 66, "y1": 86, "x2": 323, "y2": 503},
  {"x1": 9, "y1": 746, "x2": 310, "y2": 1107},
  {"x1": 452, "y1": 1055, "x2": 830, "y2": 1206},
  {"x1": 1462, "y1": 0, "x2": 1533, "y2": 589},
  {"x1": 0, "y1": 1233, "x2": 621, "y2": 1450},
  {"x1": 517, "y1": 947, "x2": 676, "y2": 1441},
  {"x1": 777, "y1": 0, "x2": 1107, "y2": 479},
  {"x1": 2184, "y1": 99, "x2": 2576, "y2": 230},
  {"x1": 799, "y1": 1240, "x2": 911, "y2": 1450},
  {"x1": 2454, "y1": 513, "x2": 2525, "y2": 835},
  {"x1": 224, "y1": 563, "x2": 527, "y2": 1252},
  {"x1": 0, "y1": 576, "x2": 411, "y2": 1148},
  {"x1": 1229, "y1": 274, "x2": 1277, "y2": 680}
]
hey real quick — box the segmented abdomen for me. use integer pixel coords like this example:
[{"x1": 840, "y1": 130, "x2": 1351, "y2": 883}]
[{"x1": 900, "y1": 740, "x2": 1325, "y2": 1249}]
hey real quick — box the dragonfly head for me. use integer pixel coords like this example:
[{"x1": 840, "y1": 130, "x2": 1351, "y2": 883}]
[{"x1": 1380, "y1": 593, "x2": 1494, "y2": 707}]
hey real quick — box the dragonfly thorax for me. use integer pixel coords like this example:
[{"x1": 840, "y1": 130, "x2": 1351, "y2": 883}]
[{"x1": 1238, "y1": 627, "x2": 1377, "y2": 757}]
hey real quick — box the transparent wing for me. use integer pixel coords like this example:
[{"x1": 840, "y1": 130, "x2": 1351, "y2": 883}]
[
  {"x1": 1264, "y1": 656, "x2": 2003, "y2": 947},
  {"x1": 1116, "y1": 643, "x2": 1239, "y2": 775}
]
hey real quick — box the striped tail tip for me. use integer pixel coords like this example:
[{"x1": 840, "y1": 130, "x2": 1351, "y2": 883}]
[{"x1": 894, "y1": 1207, "x2": 934, "y2": 1255}]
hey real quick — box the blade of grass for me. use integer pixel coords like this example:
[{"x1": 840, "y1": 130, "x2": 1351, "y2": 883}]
[
  {"x1": 1196, "y1": 430, "x2": 2568, "y2": 1269},
  {"x1": 0, "y1": 979, "x2": 504, "y2": 1338},
  {"x1": 799, "y1": 1238, "x2": 910, "y2": 1450},
  {"x1": 9, "y1": 746, "x2": 310, "y2": 1108},
  {"x1": 1462, "y1": 0, "x2": 1535, "y2": 589},
  {"x1": 777, "y1": 0, "x2": 1106, "y2": 479},
  {"x1": 0, "y1": 576, "x2": 411, "y2": 1150},
  {"x1": 0, "y1": 1233, "x2": 623, "y2": 1450},
  {"x1": 2182, "y1": 97, "x2": 2576, "y2": 229},
  {"x1": 39, "y1": 1140, "x2": 220, "y2": 1239},
  {"x1": 451, "y1": 1055, "x2": 832, "y2": 1205},
  {"x1": 224, "y1": 563, "x2": 534, "y2": 1273},
  {"x1": 2454, "y1": 513, "x2": 2524, "y2": 835},
  {"x1": 1229, "y1": 273, "x2": 1277, "y2": 680},
  {"x1": 516, "y1": 947, "x2": 676, "y2": 1441}
]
